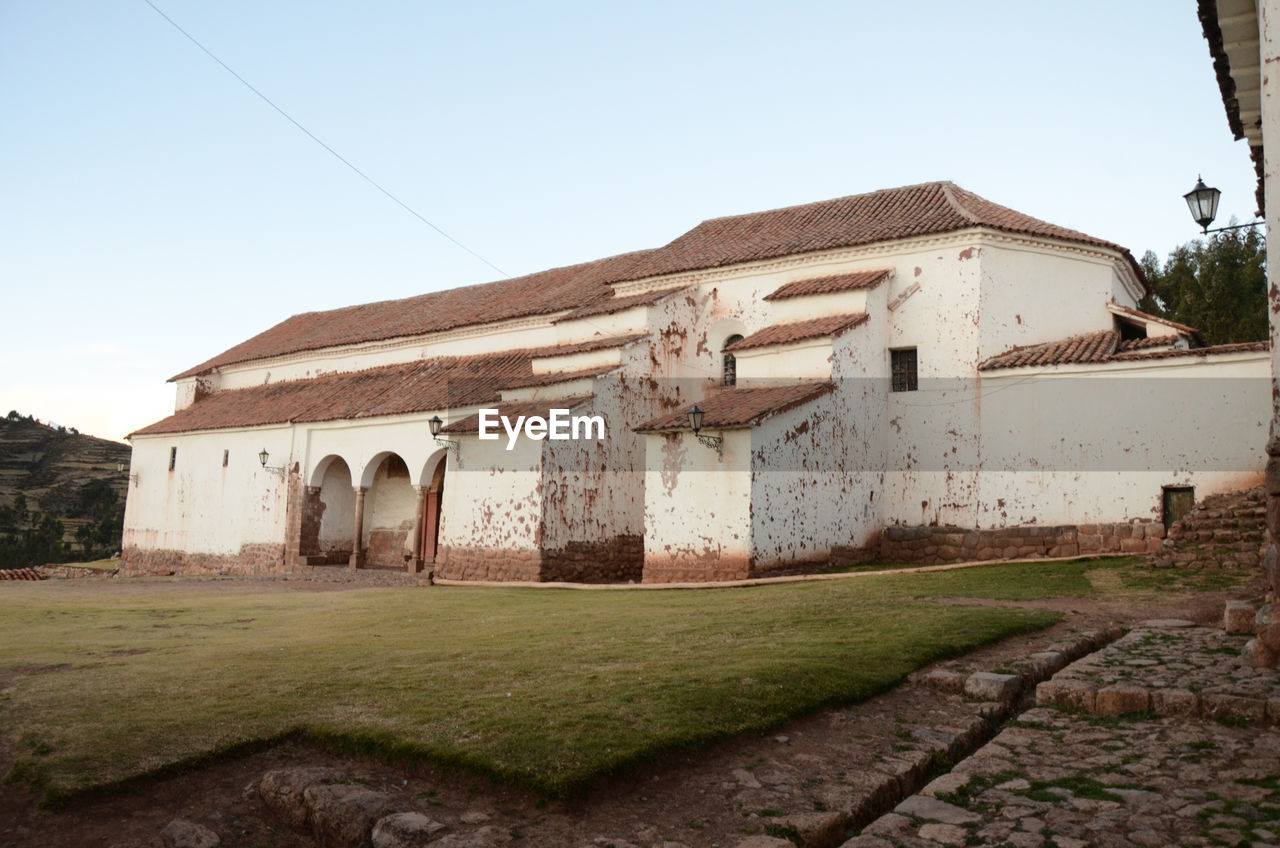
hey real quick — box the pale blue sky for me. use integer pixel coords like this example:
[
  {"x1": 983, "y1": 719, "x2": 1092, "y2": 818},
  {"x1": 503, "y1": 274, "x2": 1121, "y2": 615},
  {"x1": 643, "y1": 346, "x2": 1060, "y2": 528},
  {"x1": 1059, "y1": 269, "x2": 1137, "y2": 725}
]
[{"x1": 0, "y1": 1, "x2": 1261, "y2": 441}]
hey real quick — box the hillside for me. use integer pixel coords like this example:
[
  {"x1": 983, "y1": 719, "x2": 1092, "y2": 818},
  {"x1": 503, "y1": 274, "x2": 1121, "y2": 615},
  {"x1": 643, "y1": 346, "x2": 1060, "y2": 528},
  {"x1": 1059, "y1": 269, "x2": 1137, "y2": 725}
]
[{"x1": 0, "y1": 412, "x2": 131, "y2": 568}]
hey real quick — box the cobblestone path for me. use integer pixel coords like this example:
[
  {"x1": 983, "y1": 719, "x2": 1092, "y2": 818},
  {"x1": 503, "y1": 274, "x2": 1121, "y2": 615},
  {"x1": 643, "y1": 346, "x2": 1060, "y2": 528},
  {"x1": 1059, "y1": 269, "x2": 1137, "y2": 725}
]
[{"x1": 846, "y1": 623, "x2": 1280, "y2": 848}]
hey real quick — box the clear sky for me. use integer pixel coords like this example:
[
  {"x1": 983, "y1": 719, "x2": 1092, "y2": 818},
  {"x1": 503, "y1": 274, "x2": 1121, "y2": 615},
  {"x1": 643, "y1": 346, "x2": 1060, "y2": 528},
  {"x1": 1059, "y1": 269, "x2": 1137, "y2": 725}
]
[{"x1": 0, "y1": 1, "x2": 1262, "y2": 443}]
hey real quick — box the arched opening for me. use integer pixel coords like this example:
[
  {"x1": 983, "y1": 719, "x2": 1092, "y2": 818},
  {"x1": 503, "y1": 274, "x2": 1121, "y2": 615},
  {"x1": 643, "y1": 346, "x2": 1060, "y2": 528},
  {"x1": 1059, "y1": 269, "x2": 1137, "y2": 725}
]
[
  {"x1": 362, "y1": 452, "x2": 417, "y2": 569},
  {"x1": 299, "y1": 455, "x2": 355, "y2": 565},
  {"x1": 722, "y1": 333, "x2": 745, "y2": 386},
  {"x1": 420, "y1": 454, "x2": 447, "y2": 563}
]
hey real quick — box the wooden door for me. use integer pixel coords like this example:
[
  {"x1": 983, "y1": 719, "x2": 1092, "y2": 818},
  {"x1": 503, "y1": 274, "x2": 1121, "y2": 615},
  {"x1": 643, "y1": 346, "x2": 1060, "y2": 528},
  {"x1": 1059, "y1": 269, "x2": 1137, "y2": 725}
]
[{"x1": 1162, "y1": 486, "x2": 1194, "y2": 531}]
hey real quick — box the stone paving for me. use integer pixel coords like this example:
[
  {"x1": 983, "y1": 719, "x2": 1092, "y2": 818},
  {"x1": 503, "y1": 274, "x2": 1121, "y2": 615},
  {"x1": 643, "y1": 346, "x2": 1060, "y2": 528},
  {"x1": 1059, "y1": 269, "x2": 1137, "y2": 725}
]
[{"x1": 844, "y1": 622, "x2": 1280, "y2": 848}]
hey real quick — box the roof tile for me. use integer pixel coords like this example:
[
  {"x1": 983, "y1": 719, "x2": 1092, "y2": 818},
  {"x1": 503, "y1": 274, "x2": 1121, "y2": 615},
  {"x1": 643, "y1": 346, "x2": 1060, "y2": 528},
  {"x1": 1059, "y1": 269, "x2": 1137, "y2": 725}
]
[
  {"x1": 634, "y1": 383, "x2": 834, "y2": 432},
  {"x1": 764, "y1": 269, "x2": 891, "y2": 301},
  {"x1": 173, "y1": 182, "x2": 1142, "y2": 378},
  {"x1": 726, "y1": 314, "x2": 868, "y2": 352}
]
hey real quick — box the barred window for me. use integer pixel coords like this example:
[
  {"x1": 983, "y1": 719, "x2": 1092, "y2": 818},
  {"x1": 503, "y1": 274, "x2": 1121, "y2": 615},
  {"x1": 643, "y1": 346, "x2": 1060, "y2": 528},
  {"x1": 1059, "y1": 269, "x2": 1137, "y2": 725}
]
[
  {"x1": 169, "y1": 446, "x2": 178, "y2": 471},
  {"x1": 722, "y1": 334, "x2": 744, "y2": 386},
  {"x1": 891, "y1": 348, "x2": 918, "y2": 392}
]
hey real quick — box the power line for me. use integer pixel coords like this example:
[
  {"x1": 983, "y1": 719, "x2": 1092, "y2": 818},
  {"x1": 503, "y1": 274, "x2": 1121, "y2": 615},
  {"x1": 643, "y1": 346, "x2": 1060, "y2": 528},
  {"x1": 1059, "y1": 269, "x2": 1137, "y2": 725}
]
[{"x1": 141, "y1": 0, "x2": 510, "y2": 278}]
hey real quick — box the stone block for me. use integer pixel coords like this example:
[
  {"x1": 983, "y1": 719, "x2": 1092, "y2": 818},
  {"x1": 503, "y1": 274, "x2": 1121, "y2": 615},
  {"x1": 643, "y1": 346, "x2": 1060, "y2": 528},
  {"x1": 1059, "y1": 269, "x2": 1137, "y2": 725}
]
[
  {"x1": 1035, "y1": 678, "x2": 1096, "y2": 712},
  {"x1": 964, "y1": 671, "x2": 1022, "y2": 703},
  {"x1": 1241, "y1": 638, "x2": 1279, "y2": 668},
  {"x1": 1203, "y1": 693, "x2": 1268, "y2": 723},
  {"x1": 921, "y1": 669, "x2": 968, "y2": 693},
  {"x1": 160, "y1": 820, "x2": 220, "y2": 848},
  {"x1": 1025, "y1": 651, "x2": 1067, "y2": 680},
  {"x1": 921, "y1": 772, "x2": 971, "y2": 799},
  {"x1": 1147, "y1": 524, "x2": 1165, "y2": 540},
  {"x1": 1120, "y1": 538, "x2": 1148, "y2": 553},
  {"x1": 734, "y1": 837, "x2": 794, "y2": 848},
  {"x1": 1095, "y1": 683, "x2": 1150, "y2": 716},
  {"x1": 1150, "y1": 688, "x2": 1200, "y2": 718},
  {"x1": 779, "y1": 811, "x2": 847, "y2": 848},
  {"x1": 1078, "y1": 534, "x2": 1103, "y2": 553},
  {"x1": 371, "y1": 813, "x2": 447, "y2": 848},
  {"x1": 1256, "y1": 604, "x2": 1280, "y2": 652},
  {"x1": 1225, "y1": 600, "x2": 1257, "y2": 634},
  {"x1": 258, "y1": 767, "x2": 342, "y2": 833},
  {"x1": 303, "y1": 784, "x2": 392, "y2": 848},
  {"x1": 894, "y1": 795, "x2": 980, "y2": 825},
  {"x1": 916, "y1": 823, "x2": 968, "y2": 846}
]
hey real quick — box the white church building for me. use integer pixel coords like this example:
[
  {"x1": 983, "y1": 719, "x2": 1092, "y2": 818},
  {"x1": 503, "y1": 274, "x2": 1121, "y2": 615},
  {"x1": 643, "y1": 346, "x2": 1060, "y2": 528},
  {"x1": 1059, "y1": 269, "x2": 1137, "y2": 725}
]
[{"x1": 121, "y1": 182, "x2": 1269, "y2": 583}]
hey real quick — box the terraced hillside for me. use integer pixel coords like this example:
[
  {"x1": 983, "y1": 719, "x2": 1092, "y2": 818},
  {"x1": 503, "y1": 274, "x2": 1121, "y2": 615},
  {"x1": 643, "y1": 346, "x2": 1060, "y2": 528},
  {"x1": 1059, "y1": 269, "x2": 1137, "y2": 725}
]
[{"x1": 0, "y1": 412, "x2": 130, "y2": 568}]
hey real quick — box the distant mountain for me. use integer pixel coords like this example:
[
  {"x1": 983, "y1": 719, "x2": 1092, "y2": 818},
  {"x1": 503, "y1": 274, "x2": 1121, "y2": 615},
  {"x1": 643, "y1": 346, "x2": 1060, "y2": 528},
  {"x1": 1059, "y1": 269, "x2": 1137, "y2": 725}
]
[{"x1": 0, "y1": 412, "x2": 131, "y2": 568}]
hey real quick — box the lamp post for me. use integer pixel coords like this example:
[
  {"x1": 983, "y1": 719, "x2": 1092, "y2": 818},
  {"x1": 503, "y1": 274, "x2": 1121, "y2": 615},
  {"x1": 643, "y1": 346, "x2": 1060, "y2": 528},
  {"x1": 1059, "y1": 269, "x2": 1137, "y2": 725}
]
[
  {"x1": 1183, "y1": 176, "x2": 1263, "y2": 234},
  {"x1": 428, "y1": 415, "x2": 458, "y2": 456},
  {"x1": 687, "y1": 404, "x2": 723, "y2": 458}
]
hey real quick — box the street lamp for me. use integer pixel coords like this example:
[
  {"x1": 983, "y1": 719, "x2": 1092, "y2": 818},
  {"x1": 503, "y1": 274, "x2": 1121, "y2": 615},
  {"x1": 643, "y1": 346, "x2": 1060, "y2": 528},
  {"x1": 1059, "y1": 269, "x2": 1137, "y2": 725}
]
[
  {"x1": 428, "y1": 415, "x2": 458, "y2": 456},
  {"x1": 1183, "y1": 176, "x2": 1262, "y2": 234},
  {"x1": 687, "y1": 404, "x2": 723, "y2": 457},
  {"x1": 257, "y1": 448, "x2": 285, "y2": 477}
]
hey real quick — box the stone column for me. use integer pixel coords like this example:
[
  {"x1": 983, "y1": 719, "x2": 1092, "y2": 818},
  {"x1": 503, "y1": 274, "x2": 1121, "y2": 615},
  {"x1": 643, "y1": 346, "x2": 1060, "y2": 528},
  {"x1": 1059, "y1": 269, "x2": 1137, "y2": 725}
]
[
  {"x1": 349, "y1": 486, "x2": 367, "y2": 570},
  {"x1": 408, "y1": 486, "x2": 426, "y2": 573}
]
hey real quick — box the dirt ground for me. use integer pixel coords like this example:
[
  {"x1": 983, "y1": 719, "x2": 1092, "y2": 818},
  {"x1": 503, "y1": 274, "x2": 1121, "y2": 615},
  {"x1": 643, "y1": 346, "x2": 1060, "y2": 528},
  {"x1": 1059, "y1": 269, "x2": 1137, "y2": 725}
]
[{"x1": 0, "y1": 571, "x2": 1260, "y2": 848}]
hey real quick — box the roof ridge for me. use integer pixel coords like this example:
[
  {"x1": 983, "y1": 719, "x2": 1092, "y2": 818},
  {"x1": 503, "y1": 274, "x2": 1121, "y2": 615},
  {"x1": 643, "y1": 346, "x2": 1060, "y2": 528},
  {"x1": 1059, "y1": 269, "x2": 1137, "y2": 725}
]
[
  {"x1": 937, "y1": 181, "x2": 981, "y2": 226},
  {"x1": 692, "y1": 181, "x2": 956, "y2": 227}
]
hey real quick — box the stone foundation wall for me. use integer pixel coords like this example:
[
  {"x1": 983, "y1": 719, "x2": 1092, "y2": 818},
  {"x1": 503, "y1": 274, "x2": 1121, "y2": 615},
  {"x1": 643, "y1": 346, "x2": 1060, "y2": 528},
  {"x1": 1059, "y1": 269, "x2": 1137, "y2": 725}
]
[
  {"x1": 641, "y1": 555, "x2": 751, "y2": 584},
  {"x1": 366, "y1": 527, "x2": 410, "y2": 569},
  {"x1": 1154, "y1": 487, "x2": 1265, "y2": 570},
  {"x1": 435, "y1": 546, "x2": 542, "y2": 582},
  {"x1": 879, "y1": 521, "x2": 1164, "y2": 565},
  {"x1": 541, "y1": 535, "x2": 643, "y2": 583},
  {"x1": 297, "y1": 487, "x2": 325, "y2": 558},
  {"x1": 120, "y1": 543, "x2": 289, "y2": 577},
  {"x1": 39, "y1": 564, "x2": 118, "y2": 578}
]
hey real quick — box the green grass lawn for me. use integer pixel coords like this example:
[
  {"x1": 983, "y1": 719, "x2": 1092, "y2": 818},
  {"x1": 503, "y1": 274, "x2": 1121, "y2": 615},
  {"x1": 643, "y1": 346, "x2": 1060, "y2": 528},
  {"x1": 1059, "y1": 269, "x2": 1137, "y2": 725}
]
[{"x1": 0, "y1": 557, "x2": 1239, "y2": 803}]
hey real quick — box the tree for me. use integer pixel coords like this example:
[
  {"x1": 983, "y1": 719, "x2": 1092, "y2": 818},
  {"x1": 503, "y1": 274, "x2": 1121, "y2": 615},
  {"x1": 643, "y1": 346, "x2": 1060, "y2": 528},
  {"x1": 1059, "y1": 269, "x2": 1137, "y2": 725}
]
[{"x1": 1140, "y1": 226, "x2": 1267, "y2": 345}]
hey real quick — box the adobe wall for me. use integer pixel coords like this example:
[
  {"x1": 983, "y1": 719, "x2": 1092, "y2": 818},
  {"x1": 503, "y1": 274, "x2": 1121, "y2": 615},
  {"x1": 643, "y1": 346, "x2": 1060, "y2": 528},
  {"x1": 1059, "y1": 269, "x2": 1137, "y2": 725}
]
[{"x1": 879, "y1": 520, "x2": 1165, "y2": 564}]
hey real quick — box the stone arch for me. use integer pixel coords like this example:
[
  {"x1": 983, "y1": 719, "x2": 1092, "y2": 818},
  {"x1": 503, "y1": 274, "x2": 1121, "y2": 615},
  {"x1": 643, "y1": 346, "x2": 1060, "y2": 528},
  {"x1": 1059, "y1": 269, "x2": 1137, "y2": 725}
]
[
  {"x1": 360, "y1": 452, "x2": 417, "y2": 568},
  {"x1": 311, "y1": 455, "x2": 355, "y2": 563}
]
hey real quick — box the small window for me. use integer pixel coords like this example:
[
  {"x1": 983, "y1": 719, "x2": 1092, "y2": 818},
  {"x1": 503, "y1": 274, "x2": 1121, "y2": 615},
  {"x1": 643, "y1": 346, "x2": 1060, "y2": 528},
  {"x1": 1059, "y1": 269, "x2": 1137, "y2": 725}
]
[
  {"x1": 722, "y1": 334, "x2": 744, "y2": 386},
  {"x1": 169, "y1": 446, "x2": 178, "y2": 471},
  {"x1": 891, "y1": 348, "x2": 918, "y2": 392},
  {"x1": 1115, "y1": 316, "x2": 1147, "y2": 341},
  {"x1": 222, "y1": 449, "x2": 229, "y2": 468}
]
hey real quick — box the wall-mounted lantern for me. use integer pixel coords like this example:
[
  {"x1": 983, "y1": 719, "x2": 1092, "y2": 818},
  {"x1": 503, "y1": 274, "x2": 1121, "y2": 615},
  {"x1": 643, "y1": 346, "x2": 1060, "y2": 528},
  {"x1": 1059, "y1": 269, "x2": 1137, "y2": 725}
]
[
  {"x1": 258, "y1": 448, "x2": 286, "y2": 477},
  {"x1": 116, "y1": 461, "x2": 139, "y2": 486},
  {"x1": 687, "y1": 404, "x2": 723, "y2": 458},
  {"x1": 428, "y1": 415, "x2": 459, "y2": 456},
  {"x1": 1183, "y1": 176, "x2": 1262, "y2": 234}
]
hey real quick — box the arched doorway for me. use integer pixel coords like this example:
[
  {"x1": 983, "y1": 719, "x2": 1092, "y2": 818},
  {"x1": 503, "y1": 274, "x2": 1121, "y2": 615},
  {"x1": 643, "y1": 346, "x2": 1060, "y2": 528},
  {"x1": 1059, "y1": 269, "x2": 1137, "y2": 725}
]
[
  {"x1": 300, "y1": 455, "x2": 355, "y2": 565},
  {"x1": 420, "y1": 454, "x2": 447, "y2": 563},
  {"x1": 361, "y1": 452, "x2": 417, "y2": 569}
]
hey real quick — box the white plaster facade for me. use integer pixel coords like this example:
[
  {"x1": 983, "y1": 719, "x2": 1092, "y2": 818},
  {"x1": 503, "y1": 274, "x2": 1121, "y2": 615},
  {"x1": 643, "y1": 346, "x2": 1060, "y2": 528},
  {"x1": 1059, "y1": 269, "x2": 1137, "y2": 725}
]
[{"x1": 122, "y1": 182, "x2": 1270, "y2": 582}]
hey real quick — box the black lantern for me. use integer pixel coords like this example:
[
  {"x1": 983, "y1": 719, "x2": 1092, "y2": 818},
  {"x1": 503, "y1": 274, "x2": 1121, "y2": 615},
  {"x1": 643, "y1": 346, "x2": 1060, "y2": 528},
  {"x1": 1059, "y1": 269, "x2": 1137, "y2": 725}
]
[
  {"x1": 687, "y1": 404, "x2": 705, "y2": 434},
  {"x1": 686, "y1": 404, "x2": 722, "y2": 456},
  {"x1": 258, "y1": 448, "x2": 270, "y2": 467},
  {"x1": 1184, "y1": 177, "x2": 1221, "y2": 233},
  {"x1": 429, "y1": 415, "x2": 443, "y2": 438}
]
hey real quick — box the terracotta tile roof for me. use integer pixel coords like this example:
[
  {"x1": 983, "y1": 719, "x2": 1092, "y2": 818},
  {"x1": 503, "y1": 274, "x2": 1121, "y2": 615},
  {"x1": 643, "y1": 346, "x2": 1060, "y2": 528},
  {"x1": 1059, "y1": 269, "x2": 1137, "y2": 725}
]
[
  {"x1": 173, "y1": 182, "x2": 1143, "y2": 378},
  {"x1": 1116, "y1": 336, "x2": 1178, "y2": 352},
  {"x1": 603, "y1": 181, "x2": 1143, "y2": 288},
  {"x1": 499, "y1": 364, "x2": 620, "y2": 390},
  {"x1": 980, "y1": 332, "x2": 1267, "y2": 372},
  {"x1": 440, "y1": 397, "x2": 593, "y2": 434},
  {"x1": 979, "y1": 330, "x2": 1120, "y2": 371},
  {"x1": 764, "y1": 269, "x2": 892, "y2": 301},
  {"x1": 0, "y1": 568, "x2": 46, "y2": 581},
  {"x1": 553, "y1": 286, "x2": 690, "y2": 322},
  {"x1": 725, "y1": 314, "x2": 869, "y2": 352},
  {"x1": 170, "y1": 250, "x2": 664, "y2": 380},
  {"x1": 634, "y1": 383, "x2": 834, "y2": 432},
  {"x1": 1111, "y1": 340, "x2": 1269, "y2": 362},
  {"x1": 135, "y1": 336, "x2": 640, "y2": 436}
]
